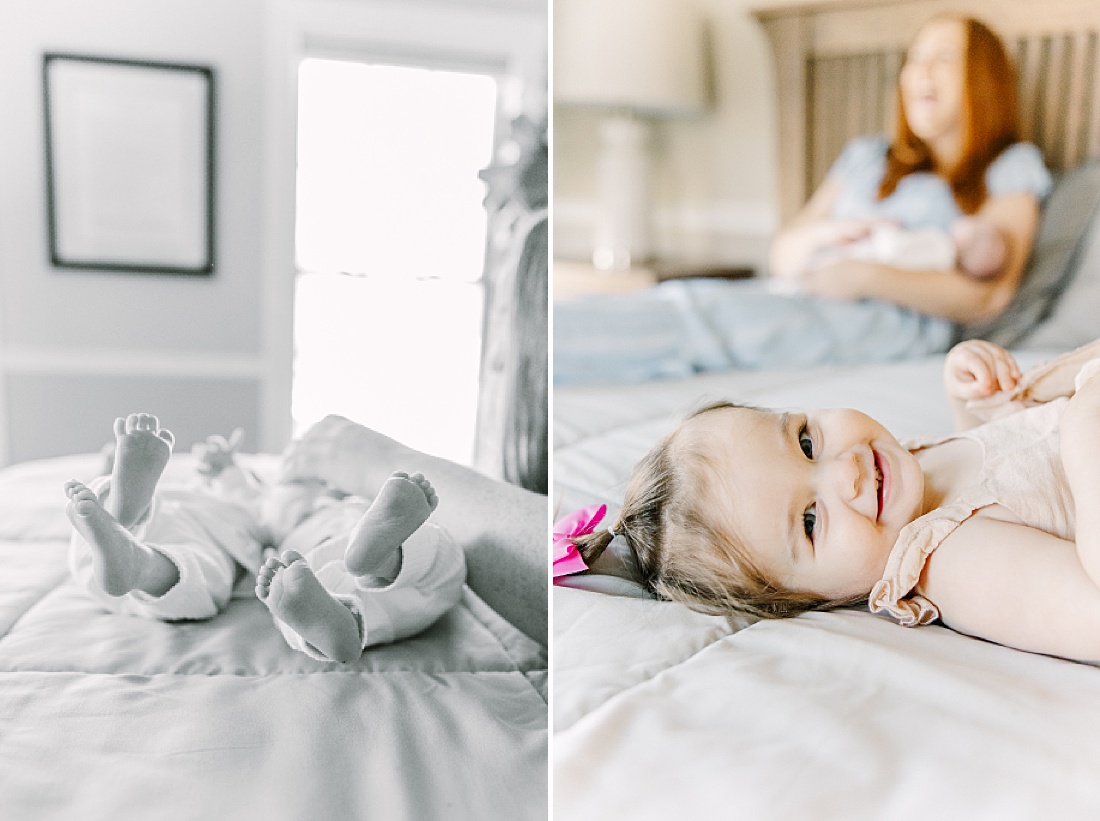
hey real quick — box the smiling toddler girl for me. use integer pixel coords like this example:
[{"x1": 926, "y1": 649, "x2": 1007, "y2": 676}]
[{"x1": 564, "y1": 339, "x2": 1100, "y2": 662}]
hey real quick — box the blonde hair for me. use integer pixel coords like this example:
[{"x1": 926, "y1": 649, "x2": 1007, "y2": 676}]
[{"x1": 572, "y1": 402, "x2": 866, "y2": 619}]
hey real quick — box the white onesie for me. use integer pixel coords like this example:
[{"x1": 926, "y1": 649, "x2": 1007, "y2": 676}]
[
  {"x1": 69, "y1": 473, "x2": 266, "y2": 621},
  {"x1": 274, "y1": 500, "x2": 465, "y2": 659},
  {"x1": 69, "y1": 468, "x2": 466, "y2": 660}
]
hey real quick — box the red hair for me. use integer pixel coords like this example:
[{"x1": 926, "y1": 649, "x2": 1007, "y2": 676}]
[{"x1": 879, "y1": 15, "x2": 1019, "y2": 214}]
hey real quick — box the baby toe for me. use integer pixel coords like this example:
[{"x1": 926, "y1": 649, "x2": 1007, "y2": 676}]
[{"x1": 73, "y1": 499, "x2": 98, "y2": 515}]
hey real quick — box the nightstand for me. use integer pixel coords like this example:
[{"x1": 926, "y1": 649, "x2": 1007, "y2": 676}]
[{"x1": 553, "y1": 259, "x2": 754, "y2": 301}]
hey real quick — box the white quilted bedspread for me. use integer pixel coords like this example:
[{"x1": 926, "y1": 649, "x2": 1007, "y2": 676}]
[
  {"x1": 0, "y1": 453, "x2": 547, "y2": 821},
  {"x1": 554, "y1": 354, "x2": 1100, "y2": 820}
]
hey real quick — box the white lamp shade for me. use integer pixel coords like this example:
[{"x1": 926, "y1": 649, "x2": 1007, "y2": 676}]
[{"x1": 554, "y1": 0, "x2": 706, "y2": 116}]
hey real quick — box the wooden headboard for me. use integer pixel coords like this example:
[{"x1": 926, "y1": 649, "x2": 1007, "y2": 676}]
[{"x1": 751, "y1": 0, "x2": 1100, "y2": 221}]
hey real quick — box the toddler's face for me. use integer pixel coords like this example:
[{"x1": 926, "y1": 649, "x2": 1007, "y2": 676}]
[{"x1": 679, "y1": 406, "x2": 927, "y2": 600}]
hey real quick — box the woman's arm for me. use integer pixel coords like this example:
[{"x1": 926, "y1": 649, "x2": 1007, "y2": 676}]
[
  {"x1": 801, "y1": 191, "x2": 1041, "y2": 324},
  {"x1": 280, "y1": 415, "x2": 548, "y2": 645},
  {"x1": 768, "y1": 177, "x2": 878, "y2": 280},
  {"x1": 918, "y1": 517, "x2": 1100, "y2": 661}
]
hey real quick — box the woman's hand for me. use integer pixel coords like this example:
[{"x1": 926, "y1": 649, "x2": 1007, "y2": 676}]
[
  {"x1": 279, "y1": 415, "x2": 364, "y2": 487},
  {"x1": 943, "y1": 340, "x2": 1021, "y2": 402},
  {"x1": 769, "y1": 179, "x2": 880, "y2": 280},
  {"x1": 279, "y1": 415, "x2": 402, "y2": 496},
  {"x1": 812, "y1": 218, "x2": 878, "y2": 248}
]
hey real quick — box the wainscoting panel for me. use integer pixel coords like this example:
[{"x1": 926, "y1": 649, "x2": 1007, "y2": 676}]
[{"x1": 4, "y1": 372, "x2": 261, "y2": 464}]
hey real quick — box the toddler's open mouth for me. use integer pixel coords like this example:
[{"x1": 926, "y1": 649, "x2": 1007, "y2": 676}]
[{"x1": 873, "y1": 452, "x2": 884, "y2": 520}]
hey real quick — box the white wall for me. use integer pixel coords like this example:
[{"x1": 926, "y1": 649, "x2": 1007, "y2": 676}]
[
  {"x1": 552, "y1": 0, "x2": 780, "y2": 269},
  {"x1": 0, "y1": 0, "x2": 543, "y2": 466},
  {"x1": 0, "y1": 0, "x2": 270, "y2": 463}
]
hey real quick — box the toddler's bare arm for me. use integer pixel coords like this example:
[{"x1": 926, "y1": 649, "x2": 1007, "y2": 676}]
[
  {"x1": 1061, "y1": 370, "x2": 1100, "y2": 590},
  {"x1": 919, "y1": 517, "x2": 1100, "y2": 661}
]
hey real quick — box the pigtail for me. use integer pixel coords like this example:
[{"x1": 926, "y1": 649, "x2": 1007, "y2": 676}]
[{"x1": 571, "y1": 527, "x2": 616, "y2": 567}]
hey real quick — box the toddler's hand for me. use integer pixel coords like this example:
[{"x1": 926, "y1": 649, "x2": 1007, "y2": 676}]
[
  {"x1": 194, "y1": 428, "x2": 244, "y2": 476},
  {"x1": 944, "y1": 340, "x2": 1021, "y2": 401}
]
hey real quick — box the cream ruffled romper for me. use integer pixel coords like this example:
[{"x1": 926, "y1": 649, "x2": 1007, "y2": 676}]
[{"x1": 869, "y1": 397, "x2": 1075, "y2": 626}]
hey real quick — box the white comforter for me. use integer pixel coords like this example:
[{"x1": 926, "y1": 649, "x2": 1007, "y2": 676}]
[
  {"x1": 554, "y1": 354, "x2": 1100, "y2": 819},
  {"x1": 0, "y1": 452, "x2": 547, "y2": 821}
]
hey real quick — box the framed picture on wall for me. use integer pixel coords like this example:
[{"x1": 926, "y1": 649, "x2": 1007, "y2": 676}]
[{"x1": 43, "y1": 53, "x2": 216, "y2": 275}]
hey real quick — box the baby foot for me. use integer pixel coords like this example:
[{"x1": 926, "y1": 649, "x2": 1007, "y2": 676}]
[
  {"x1": 344, "y1": 472, "x2": 438, "y2": 580},
  {"x1": 256, "y1": 550, "x2": 362, "y2": 663},
  {"x1": 65, "y1": 480, "x2": 178, "y2": 597},
  {"x1": 107, "y1": 413, "x2": 175, "y2": 528}
]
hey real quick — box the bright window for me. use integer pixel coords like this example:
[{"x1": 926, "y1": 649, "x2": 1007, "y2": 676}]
[{"x1": 293, "y1": 58, "x2": 498, "y2": 464}]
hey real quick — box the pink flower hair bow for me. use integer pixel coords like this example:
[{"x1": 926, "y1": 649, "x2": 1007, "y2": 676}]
[{"x1": 553, "y1": 503, "x2": 607, "y2": 579}]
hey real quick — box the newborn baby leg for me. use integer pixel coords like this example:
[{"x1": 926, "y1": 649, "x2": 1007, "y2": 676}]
[
  {"x1": 64, "y1": 414, "x2": 178, "y2": 597},
  {"x1": 65, "y1": 481, "x2": 179, "y2": 597},
  {"x1": 106, "y1": 413, "x2": 175, "y2": 527},
  {"x1": 344, "y1": 471, "x2": 438, "y2": 582},
  {"x1": 256, "y1": 550, "x2": 362, "y2": 663}
]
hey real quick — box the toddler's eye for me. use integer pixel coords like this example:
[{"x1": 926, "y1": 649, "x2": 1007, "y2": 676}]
[
  {"x1": 803, "y1": 505, "x2": 817, "y2": 541},
  {"x1": 799, "y1": 425, "x2": 814, "y2": 459}
]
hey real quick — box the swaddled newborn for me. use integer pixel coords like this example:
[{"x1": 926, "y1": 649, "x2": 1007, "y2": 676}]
[{"x1": 772, "y1": 216, "x2": 1007, "y2": 295}]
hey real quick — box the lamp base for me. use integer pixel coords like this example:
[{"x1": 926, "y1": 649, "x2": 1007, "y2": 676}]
[{"x1": 592, "y1": 115, "x2": 652, "y2": 271}]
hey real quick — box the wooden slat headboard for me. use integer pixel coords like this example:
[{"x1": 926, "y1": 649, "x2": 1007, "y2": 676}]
[{"x1": 752, "y1": 0, "x2": 1100, "y2": 221}]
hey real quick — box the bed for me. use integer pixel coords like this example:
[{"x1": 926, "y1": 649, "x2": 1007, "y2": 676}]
[
  {"x1": 0, "y1": 421, "x2": 548, "y2": 820},
  {"x1": 554, "y1": 353, "x2": 1100, "y2": 818},
  {"x1": 553, "y1": 1, "x2": 1100, "y2": 817}
]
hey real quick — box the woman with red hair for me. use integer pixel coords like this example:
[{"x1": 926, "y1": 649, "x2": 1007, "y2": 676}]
[
  {"x1": 553, "y1": 14, "x2": 1051, "y2": 386},
  {"x1": 770, "y1": 14, "x2": 1049, "y2": 327}
]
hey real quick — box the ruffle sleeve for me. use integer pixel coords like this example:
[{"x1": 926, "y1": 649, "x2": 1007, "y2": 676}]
[
  {"x1": 985, "y1": 142, "x2": 1053, "y2": 200},
  {"x1": 868, "y1": 499, "x2": 986, "y2": 627},
  {"x1": 826, "y1": 135, "x2": 889, "y2": 183}
]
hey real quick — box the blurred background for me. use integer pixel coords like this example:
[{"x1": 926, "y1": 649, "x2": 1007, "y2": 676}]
[
  {"x1": 553, "y1": 0, "x2": 779, "y2": 281},
  {"x1": 0, "y1": 0, "x2": 547, "y2": 491}
]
